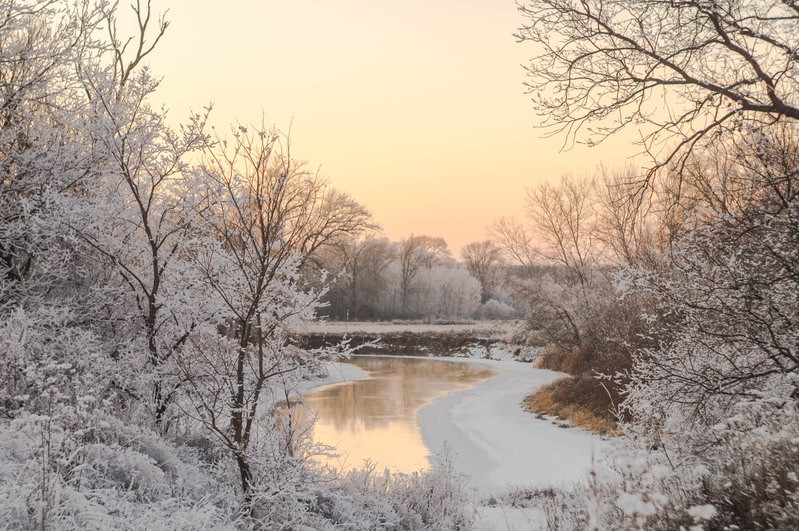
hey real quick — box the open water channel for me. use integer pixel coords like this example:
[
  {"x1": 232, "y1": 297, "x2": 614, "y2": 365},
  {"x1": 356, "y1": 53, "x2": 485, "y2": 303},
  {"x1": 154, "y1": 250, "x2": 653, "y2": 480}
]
[{"x1": 300, "y1": 355, "x2": 494, "y2": 473}]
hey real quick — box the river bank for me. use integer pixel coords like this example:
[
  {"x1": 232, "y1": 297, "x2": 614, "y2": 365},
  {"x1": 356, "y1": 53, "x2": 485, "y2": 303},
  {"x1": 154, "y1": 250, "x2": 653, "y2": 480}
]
[
  {"x1": 416, "y1": 356, "x2": 613, "y2": 493},
  {"x1": 289, "y1": 320, "x2": 539, "y2": 359}
]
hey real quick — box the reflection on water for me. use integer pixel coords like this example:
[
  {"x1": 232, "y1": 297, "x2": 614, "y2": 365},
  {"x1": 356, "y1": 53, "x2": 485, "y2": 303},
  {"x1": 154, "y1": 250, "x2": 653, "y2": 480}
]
[{"x1": 301, "y1": 356, "x2": 493, "y2": 473}]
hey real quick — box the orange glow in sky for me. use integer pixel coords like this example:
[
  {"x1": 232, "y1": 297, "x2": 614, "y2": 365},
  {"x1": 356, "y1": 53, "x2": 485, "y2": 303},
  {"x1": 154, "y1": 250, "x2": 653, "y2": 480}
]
[{"x1": 148, "y1": 0, "x2": 641, "y2": 254}]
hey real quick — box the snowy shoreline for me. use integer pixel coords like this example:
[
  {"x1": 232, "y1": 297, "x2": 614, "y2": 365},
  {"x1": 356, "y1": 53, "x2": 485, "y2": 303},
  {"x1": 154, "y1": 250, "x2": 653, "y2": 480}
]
[
  {"x1": 416, "y1": 357, "x2": 613, "y2": 497},
  {"x1": 289, "y1": 360, "x2": 372, "y2": 398}
]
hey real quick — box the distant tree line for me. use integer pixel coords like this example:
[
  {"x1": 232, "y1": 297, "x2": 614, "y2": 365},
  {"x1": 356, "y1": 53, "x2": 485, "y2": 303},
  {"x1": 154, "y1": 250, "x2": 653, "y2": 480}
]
[{"x1": 307, "y1": 234, "x2": 518, "y2": 321}]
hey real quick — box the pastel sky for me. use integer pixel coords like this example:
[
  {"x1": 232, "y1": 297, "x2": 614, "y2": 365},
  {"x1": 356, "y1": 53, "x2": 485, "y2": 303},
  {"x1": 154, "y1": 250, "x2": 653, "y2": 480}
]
[{"x1": 146, "y1": 0, "x2": 641, "y2": 255}]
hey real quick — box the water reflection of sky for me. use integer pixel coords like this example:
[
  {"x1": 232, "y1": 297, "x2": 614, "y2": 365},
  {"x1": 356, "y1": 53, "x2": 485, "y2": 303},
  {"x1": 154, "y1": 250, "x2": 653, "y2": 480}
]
[{"x1": 301, "y1": 356, "x2": 493, "y2": 473}]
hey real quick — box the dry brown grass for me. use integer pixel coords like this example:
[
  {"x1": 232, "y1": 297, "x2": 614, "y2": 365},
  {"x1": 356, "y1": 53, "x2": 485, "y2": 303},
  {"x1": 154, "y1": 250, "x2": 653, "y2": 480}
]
[
  {"x1": 534, "y1": 345, "x2": 587, "y2": 374},
  {"x1": 523, "y1": 377, "x2": 623, "y2": 436},
  {"x1": 531, "y1": 338, "x2": 633, "y2": 436}
]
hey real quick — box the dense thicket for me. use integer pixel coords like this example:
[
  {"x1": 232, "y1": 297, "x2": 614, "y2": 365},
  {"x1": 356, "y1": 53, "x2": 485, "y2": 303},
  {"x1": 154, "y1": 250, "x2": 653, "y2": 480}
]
[
  {"x1": 510, "y1": 0, "x2": 799, "y2": 526},
  {"x1": 0, "y1": 2, "x2": 473, "y2": 528}
]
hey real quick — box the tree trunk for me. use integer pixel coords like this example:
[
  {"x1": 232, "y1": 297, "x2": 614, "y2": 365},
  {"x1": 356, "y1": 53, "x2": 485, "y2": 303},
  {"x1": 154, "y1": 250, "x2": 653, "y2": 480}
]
[{"x1": 236, "y1": 452, "x2": 253, "y2": 495}]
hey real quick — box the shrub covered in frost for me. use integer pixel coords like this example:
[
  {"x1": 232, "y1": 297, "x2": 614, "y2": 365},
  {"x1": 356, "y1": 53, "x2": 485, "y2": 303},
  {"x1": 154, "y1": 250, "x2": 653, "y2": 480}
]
[
  {"x1": 235, "y1": 413, "x2": 474, "y2": 530},
  {"x1": 0, "y1": 414, "x2": 235, "y2": 530},
  {"x1": 308, "y1": 448, "x2": 474, "y2": 530},
  {"x1": 539, "y1": 400, "x2": 799, "y2": 530}
]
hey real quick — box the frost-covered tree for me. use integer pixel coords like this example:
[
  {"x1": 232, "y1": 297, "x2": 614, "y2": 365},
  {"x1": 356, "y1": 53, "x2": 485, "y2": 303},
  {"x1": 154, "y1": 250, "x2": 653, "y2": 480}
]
[
  {"x1": 418, "y1": 265, "x2": 481, "y2": 319},
  {"x1": 545, "y1": 129, "x2": 799, "y2": 525},
  {"x1": 594, "y1": 166, "x2": 660, "y2": 267},
  {"x1": 0, "y1": 2, "x2": 221, "y2": 525},
  {"x1": 397, "y1": 234, "x2": 451, "y2": 317},
  {"x1": 317, "y1": 234, "x2": 488, "y2": 320},
  {"x1": 559, "y1": 128, "x2": 799, "y2": 530},
  {"x1": 0, "y1": 0, "x2": 110, "y2": 420},
  {"x1": 67, "y1": 3, "x2": 211, "y2": 427},
  {"x1": 0, "y1": 0, "x2": 104, "y2": 312},
  {"x1": 493, "y1": 175, "x2": 607, "y2": 348},
  {"x1": 299, "y1": 188, "x2": 380, "y2": 269},
  {"x1": 176, "y1": 125, "x2": 330, "y2": 496},
  {"x1": 319, "y1": 235, "x2": 396, "y2": 319},
  {"x1": 460, "y1": 240, "x2": 504, "y2": 303},
  {"x1": 624, "y1": 125, "x2": 799, "y2": 432},
  {"x1": 517, "y1": 0, "x2": 799, "y2": 173}
]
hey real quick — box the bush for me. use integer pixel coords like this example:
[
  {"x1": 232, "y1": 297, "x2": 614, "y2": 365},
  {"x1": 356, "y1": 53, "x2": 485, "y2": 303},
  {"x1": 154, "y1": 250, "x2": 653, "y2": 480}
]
[
  {"x1": 308, "y1": 447, "x2": 474, "y2": 530},
  {"x1": 0, "y1": 415, "x2": 234, "y2": 530},
  {"x1": 536, "y1": 398, "x2": 799, "y2": 530}
]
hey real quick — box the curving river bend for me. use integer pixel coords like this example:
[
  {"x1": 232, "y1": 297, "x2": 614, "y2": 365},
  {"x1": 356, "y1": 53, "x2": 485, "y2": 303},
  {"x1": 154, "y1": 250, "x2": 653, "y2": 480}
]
[{"x1": 301, "y1": 355, "x2": 494, "y2": 473}]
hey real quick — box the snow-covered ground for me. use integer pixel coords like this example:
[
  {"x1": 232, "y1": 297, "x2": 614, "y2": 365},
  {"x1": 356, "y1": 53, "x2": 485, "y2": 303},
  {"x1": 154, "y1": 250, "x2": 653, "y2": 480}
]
[
  {"x1": 417, "y1": 357, "x2": 614, "y2": 530},
  {"x1": 418, "y1": 357, "x2": 612, "y2": 496}
]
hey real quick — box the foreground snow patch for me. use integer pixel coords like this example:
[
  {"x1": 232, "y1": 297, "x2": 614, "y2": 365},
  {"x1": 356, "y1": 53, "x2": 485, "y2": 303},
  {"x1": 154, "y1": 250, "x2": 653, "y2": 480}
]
[{"x1": 417, "y1": 357, "x2": 613, "y2": 496}]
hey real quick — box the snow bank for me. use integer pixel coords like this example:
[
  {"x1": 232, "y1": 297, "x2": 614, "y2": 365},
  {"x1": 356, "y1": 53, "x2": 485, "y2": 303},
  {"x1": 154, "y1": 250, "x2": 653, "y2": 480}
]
[
  {"x1": 417, "y1": 357, "x2": 614, "y2": 497},
  {"x1": 287, "y1": 360, "x2": 371, "y2": 399}
]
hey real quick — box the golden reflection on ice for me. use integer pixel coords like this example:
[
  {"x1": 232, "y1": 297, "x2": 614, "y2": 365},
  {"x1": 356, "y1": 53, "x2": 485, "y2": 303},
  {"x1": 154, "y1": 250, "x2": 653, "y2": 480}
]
[{"x1": 303, "y1": 356, "x2": 493, "y2": 473}]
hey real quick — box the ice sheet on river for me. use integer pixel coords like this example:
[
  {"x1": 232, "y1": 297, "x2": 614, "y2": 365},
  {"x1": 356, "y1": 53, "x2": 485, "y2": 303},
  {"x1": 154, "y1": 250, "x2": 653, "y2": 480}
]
[{"x1": 417, "y1": 358, "x2": 614, "y2": 496}]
